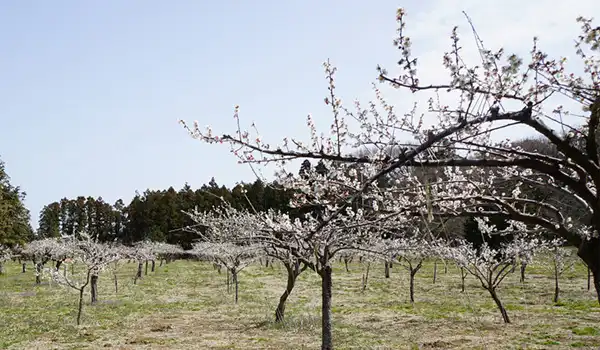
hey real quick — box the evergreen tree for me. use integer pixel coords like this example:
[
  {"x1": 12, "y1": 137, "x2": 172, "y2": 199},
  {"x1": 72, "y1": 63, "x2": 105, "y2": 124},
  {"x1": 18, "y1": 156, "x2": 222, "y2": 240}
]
[
  {"x1": 59, "y1": 198, "x2": 75, "y2": 237},
  {"x1": 38, "y1": 202, "x2": 61, "y2": 238},
  {"x1": 112, "y1": 199, "x2": 127, "y2": 241},
  {"x1": 0, "y1": 158, "x2": 33, "y2": 246},
  {"x1": 73, "y1": 196, "x2": 88, "y2": 236}
]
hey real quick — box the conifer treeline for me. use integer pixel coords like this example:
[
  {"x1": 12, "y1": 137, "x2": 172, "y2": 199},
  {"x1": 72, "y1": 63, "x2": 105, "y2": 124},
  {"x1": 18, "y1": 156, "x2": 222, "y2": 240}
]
[{"x1": 37, "y1": 178, "x2": 292, "y2": 249}]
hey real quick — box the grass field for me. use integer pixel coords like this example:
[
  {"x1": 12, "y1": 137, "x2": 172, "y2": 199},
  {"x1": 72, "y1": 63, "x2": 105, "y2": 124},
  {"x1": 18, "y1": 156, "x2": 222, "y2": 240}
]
[{"x1": 1, "y1": 258, "x2": 599, "y2": 349}]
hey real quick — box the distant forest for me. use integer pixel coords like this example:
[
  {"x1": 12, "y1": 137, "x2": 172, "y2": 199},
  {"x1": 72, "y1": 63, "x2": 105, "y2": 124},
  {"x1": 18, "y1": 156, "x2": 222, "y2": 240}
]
[{"x1": 35, "y1": 177, "x2": 292, "y2": 249}]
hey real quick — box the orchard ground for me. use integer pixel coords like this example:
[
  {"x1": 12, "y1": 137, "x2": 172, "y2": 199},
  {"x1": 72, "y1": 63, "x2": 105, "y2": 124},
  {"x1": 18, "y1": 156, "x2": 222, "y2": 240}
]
[{"x1": 0, "y1": 257, "x2": 599, "y2": 349}]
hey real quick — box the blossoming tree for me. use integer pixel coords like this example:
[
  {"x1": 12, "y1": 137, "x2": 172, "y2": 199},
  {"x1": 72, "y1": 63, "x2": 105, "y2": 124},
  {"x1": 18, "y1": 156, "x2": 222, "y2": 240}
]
[
  {"x1": 181, "y1": 8, "x2": 600, "y2": 309},
  {"x1": 185, "y1": 201, "x2": 313, "y2": 321},
  {"x1": 44, "y1": 233, "x2": 120, "y2": 325},
  {"x1": 180, "y1": 5, "x2": 600, "y2": 349},
  {"x1": 440, "y1": 232, "x2": 546, "y2": 323}
]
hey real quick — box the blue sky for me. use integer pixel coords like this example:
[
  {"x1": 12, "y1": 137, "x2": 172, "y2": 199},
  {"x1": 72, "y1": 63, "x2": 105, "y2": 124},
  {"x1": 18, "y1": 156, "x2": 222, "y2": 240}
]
[{"x1": 0, "y1": 1, "x2": 597, "y2": 229}]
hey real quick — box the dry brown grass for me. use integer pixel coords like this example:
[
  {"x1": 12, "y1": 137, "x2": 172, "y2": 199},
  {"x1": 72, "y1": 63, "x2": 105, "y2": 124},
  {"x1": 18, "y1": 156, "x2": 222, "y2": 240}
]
[{"x1": 1, "y1": 257, "x2": 599, "y2": 349}]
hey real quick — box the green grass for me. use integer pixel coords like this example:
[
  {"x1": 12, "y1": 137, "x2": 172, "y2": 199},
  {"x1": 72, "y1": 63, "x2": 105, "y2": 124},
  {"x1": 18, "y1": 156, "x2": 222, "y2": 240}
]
[{"x1": 0, "y1": 258, "x2": 599, "y2": 349}]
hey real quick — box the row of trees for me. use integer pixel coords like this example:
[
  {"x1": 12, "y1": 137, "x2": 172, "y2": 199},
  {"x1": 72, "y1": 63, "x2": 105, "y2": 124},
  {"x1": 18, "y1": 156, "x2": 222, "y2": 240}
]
[
  {"x1": 182, "y1": 194, "x2": 580, "y2": 347},
  {"x1": 0, "y1": 236, "x2": 183, "y2": 325},
  {"x1": 0, "y1": 213, "x2": 583, "y2": 345}
]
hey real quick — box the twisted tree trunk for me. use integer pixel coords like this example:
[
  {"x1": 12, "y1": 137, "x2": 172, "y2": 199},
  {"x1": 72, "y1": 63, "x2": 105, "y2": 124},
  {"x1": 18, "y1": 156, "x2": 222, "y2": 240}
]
[
  {"x1": 275, "y1": 261, "x2": 306, "y2": 322},
  {"x1": 134, "y1": 262, "x2": 143, "y2": 284},
  {"x1": 488, "y1": 287, "x2": 510, "y2": 323}
]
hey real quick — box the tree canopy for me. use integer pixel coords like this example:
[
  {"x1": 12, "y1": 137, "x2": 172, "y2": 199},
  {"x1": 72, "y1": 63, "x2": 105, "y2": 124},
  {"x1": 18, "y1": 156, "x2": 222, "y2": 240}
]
[{"x1": 0, "y1": 157, "x2": 33, "y2": 246}]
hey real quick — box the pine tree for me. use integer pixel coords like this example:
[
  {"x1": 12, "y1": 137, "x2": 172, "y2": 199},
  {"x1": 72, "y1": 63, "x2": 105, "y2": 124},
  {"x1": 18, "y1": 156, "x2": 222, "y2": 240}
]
[
  {"x1": 0, "y1": 157, "x2": 33, "y2": 246},
  {"x1": 38, "y1": 202, "x2": 61, "y2": 238}
]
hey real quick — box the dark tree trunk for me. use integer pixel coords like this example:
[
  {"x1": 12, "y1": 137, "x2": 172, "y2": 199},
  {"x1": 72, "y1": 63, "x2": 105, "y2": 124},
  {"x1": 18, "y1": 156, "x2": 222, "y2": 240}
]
[
  {"x1": 432, "y1": 261, "x2": 437, "y2": 284},
  {"x1": 151, "y1": 260, "x2": 155, "y2": 272},
  {"x1": 134, "y1": 262, "x2": 143, "y2": 284},
  {"x1": 409, "y1": 271, "x2": 416, "y2": 303},
  {"x1": 77, "y1": 287, "x2": 85, "y2": 325},
  {"x1": 460, "y1": 267, "x2": 467, "y2": 292},
  {"x1": 361, "y1": 262, "x2": 371, "y2": 292},
  {"x1": 55, "y1": 260, "x2": 62, "y2": 271},
  {"x1": 114, "y1": 273, "x2": 118, "y2": 294},
  {"x1": 553, "y1": 267, "x2": 560, "y2": 303},
  {"x1": 144, "y1": 260, "x2": 148, "y2": 275},
  {"x1": 384, "y1": 262, "x2": 390, "y2": 278},
  {"x1": 90, "y1": 275, "x2": 99, "y2": 304},
  {"x1": 408, "y1": 262, "x2": 422, "y2": 303},
  {"x1": 233, "y1": 271, "x2": 239, "y2": 304},
  {"x1": 488, "y1": 288, "x2": 510, "y2": 323},
  {"x1": 275, "y1": 262, "x2": 301, "y2": 322},
  {"x1": 520, "y1": 263, "x2": 527, "y2": 283},
  {"x1": 344, "y1": 257, "x2": 350, "y2": 273},
  {"x1": 320, "y1": 264, "x2": 333, "y2": 350},
  {"x1": 578, "y1": 238, "x2": 600, "y2": 303},
  {"x1": 22, "y1": 262, "x2": 26, "y2": 273},
  {"x1": 76, "y1": 272, "x2": 91, "y2": 326}
]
